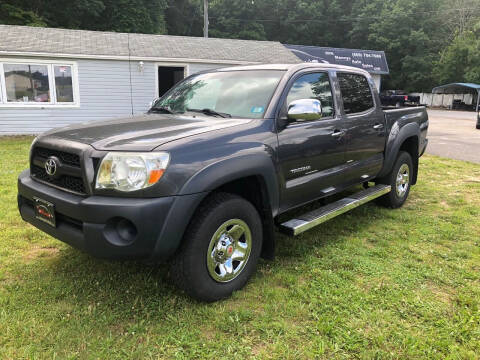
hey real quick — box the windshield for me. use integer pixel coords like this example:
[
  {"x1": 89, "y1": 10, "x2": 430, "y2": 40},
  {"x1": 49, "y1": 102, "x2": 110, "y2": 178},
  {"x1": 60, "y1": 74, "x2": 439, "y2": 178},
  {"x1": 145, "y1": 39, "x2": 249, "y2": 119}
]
[{"x1": 152, "y1": 70, "x2": 285, "y2": 119}]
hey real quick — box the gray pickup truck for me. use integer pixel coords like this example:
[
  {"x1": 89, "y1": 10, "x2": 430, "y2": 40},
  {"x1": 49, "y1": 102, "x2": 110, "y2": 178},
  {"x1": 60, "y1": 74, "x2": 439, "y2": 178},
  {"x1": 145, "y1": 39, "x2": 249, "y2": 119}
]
[{"x1": 18, "y1": 63, "x2": 429, "y2": 301}]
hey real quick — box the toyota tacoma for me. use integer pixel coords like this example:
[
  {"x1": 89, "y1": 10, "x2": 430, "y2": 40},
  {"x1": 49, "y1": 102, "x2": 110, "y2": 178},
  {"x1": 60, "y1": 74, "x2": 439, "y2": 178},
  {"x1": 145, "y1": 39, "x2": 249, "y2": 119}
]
[{"x1": 18, "y1": 63, "x2": 429, "y2": 301}]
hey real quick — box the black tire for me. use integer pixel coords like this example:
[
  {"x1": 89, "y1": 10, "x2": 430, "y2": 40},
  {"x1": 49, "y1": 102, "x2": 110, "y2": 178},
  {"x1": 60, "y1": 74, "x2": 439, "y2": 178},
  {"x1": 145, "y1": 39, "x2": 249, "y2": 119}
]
[
  {"x1": 376, "y1": 151, "x2": 413, "y2": 208},
  {"x1": 170, "y1": 192, "x2": 263, "y2": 302}
]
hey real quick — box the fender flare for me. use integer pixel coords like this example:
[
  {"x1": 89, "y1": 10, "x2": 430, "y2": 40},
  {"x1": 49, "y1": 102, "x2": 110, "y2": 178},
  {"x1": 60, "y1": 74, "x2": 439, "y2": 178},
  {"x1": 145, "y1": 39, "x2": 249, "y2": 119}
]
[
  {"x1": 150, "y1": 154, "x2": 280, "y2": 261},
  {"x1": 179, "y1": 153, "x2": 280, "y2": 214},
  {"x1": 378, "y1": 121, "x2": 420, "y2": 179}
]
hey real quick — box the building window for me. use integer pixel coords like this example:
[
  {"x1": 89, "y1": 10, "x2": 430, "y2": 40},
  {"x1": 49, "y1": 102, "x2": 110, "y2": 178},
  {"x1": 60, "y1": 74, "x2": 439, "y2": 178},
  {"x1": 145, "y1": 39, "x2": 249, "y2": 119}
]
[
  {"x1": 54, "y1": 65, "x2": 74, "y2": 103},
  {"x1": 4, "y1": 64, "x2": 50, "y2": 103},
  {"x1": 0, "y1": 60, "x2": 79, "y2": 107}
]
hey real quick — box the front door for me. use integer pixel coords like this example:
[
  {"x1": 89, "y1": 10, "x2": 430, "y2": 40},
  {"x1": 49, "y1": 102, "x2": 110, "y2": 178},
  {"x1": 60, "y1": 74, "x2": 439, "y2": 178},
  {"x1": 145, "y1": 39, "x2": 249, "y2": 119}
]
[
  {"x1": 158, "y1": 66, "x2": 185, "y2": 97},
  {"x1": 337, "y1": 72, "x2": 386, "y2": 183},
  {"x1": 277, "y1": 71, "x2": 346, "y2": 211}
]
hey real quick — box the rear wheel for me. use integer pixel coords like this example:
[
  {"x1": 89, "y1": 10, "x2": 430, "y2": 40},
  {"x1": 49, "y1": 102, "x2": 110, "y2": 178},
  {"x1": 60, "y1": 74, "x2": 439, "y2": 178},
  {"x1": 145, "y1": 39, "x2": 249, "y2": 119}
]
[
  {"x1": 376, "y1": 151, "x2": 413, "y2": 208},
  {"x1": 170, "y1": 192, "x2": 263, "y2": 302}
]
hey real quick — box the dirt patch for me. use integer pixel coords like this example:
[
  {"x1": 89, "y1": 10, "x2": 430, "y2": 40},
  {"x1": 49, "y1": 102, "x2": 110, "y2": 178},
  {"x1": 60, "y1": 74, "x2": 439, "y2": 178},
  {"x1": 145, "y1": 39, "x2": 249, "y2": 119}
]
[
  {"x1": 23, "y1": 246, "x2": 59, "y2": 261},
  {"x1": 424, "y1": 282, "x2": 455, "y2": 306},
  {"x1": 440, "y1": 201, "x2": 450, "y2": 209},
  {"x1": 0, "y1": 273, "x2": 23, "y2": 286},
  {"x1": 251, "y1": 342, "x2": 269, "y2": 357},
  {"x1": 357, "y1": 275, "x2": 392, "y2": 292},
  {"x1": 199, "y1": 325, "x2": 217, "y2": 342}
]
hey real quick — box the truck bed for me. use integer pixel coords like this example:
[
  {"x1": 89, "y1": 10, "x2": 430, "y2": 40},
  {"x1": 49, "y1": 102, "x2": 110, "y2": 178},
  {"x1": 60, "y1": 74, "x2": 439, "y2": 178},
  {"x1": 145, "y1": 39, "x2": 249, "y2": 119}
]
[{"x1": 383, "y1": 106, "x2": 428, "y2": 133}]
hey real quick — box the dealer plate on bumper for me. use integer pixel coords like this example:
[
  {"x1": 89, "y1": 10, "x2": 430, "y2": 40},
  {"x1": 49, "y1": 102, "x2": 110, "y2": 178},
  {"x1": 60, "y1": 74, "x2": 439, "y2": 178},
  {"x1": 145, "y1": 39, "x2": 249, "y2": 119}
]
[{"x1": 33, "y1": 197, "x2": 56, "y2": 227}]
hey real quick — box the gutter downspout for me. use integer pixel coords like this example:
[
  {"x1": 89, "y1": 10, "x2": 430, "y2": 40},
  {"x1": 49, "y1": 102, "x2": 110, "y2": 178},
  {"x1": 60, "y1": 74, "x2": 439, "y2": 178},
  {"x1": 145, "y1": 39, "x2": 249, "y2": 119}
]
[{"x1": 127, "y1": 33, "x2": 134, "y2": 116}]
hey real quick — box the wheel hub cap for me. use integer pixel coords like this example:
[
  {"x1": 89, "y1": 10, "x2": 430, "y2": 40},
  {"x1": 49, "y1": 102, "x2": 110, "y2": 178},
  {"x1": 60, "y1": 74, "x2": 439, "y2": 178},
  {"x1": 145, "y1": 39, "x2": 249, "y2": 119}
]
[
  {"x1": 396, "y1": 163, "x2": 410, "y2": 197},
  {"x1": 207, "y1": 219, "x2": 252, "y2": 283}
]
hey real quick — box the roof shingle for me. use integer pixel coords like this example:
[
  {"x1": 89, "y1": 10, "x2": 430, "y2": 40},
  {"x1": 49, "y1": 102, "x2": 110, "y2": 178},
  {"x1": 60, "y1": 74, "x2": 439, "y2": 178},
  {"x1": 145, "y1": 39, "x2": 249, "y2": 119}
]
[{"x1": 0, "y1": 25, "x2": 301, "y2": 64}]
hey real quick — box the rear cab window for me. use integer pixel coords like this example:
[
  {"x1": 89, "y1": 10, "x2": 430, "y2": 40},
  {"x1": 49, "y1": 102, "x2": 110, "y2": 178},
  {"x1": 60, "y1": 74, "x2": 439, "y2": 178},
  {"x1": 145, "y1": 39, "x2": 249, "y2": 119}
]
[{"x1": 337, "y1": 73, "x2": 374, "y2": 115}]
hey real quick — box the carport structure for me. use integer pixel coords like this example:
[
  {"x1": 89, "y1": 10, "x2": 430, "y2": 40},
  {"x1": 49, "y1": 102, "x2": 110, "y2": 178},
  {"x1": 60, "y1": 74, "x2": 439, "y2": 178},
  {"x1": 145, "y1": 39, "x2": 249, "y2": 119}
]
[{"x1": 432, "y1": 83, "x2": 480, "y2": 113}]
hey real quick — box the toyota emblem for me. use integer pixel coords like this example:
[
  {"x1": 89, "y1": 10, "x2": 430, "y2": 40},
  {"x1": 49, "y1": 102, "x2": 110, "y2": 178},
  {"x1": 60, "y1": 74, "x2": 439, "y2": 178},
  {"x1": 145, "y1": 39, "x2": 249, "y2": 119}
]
[{"x1": 44, "y1": 158, "x2": 57, "y2": 176}]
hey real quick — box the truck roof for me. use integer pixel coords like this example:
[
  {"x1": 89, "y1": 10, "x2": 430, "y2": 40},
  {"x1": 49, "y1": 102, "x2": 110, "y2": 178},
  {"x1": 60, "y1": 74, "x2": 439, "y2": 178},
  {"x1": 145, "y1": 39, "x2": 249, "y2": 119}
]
[{"x1": 216, "y1": 63, "x2": 372, "y2": 76}]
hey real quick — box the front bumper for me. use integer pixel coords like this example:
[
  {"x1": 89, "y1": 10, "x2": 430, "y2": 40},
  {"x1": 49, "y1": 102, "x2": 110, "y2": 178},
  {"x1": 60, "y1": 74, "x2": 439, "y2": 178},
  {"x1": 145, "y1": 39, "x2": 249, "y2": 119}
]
[{"x1": 18, "y1": 170, "x2": 206, "y2": 261}]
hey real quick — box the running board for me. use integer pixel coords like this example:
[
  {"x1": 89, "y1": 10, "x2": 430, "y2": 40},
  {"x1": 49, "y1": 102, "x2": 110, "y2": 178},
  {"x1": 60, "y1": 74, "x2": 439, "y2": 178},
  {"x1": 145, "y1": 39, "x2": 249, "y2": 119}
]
[{"x1": 279, "y1": 184, "x2": 391, "y2": 236}]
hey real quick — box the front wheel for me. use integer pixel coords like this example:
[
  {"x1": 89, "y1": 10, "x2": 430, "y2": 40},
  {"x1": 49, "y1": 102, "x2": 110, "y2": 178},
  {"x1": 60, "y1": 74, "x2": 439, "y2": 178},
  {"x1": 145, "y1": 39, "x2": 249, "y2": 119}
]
[
  {"x1": 376, "y1": 151, "x2": 413, "y2": 208},
  {"x1": 170, "y1": 192, "x2": 263, "y2": 302}
]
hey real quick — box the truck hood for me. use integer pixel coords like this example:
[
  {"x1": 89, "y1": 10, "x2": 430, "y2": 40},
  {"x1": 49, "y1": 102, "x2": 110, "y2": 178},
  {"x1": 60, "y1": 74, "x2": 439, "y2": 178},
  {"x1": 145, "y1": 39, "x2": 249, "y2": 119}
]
[{"x1": 41, "y1": 113, "x2": 252, "y2": 151}]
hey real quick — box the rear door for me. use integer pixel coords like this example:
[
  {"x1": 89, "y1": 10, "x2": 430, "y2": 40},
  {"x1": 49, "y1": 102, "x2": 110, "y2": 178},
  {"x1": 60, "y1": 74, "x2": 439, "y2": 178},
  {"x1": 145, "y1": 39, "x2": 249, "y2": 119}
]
[
  {"x1": 337, "y1": 72, "x2": 386, "y2": 183},
  {"x1": 276, "y1": 71, "x2": 346, "y2": 211}
]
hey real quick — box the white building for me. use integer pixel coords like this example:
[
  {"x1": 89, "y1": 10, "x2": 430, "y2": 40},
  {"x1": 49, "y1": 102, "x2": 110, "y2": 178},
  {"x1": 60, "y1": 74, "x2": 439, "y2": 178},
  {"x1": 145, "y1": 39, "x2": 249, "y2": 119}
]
[{"x1": 0, "y1": 25, "x2": 300, "y2": 135}]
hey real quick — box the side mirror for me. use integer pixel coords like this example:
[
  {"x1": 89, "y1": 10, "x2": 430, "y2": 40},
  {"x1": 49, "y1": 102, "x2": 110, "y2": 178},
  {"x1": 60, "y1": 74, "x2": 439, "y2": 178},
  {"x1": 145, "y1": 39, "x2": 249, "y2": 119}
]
[{"x1": 287, "y1": 99, "x2": 322, "y2": 122}]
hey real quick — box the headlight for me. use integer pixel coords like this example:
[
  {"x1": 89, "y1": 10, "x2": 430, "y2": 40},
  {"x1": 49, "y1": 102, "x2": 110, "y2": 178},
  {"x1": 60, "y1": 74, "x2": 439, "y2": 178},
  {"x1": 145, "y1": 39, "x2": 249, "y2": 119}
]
[{"x1": 95, "y1": 152, "x2": 170, "y2": 192}]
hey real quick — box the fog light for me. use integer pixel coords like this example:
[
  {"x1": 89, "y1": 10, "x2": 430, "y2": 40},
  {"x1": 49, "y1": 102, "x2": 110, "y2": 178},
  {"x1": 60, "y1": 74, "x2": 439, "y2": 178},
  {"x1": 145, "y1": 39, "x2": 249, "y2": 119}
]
[{"x1": 104, "y1": 217, "x2": 137, "y2": 246}]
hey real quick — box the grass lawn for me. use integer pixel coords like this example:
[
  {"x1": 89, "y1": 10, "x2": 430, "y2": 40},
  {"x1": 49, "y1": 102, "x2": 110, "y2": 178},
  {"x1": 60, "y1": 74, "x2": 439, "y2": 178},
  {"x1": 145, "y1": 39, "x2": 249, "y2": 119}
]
[{"x1": 1, "y1": 136, "x2": 480, "y2": 359}]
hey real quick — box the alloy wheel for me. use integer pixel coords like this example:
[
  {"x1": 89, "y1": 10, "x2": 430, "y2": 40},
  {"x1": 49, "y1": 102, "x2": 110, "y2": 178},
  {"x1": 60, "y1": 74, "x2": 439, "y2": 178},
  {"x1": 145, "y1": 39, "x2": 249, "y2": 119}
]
[
  {"x1": 206, "y1": 219, "x2": 252, "y2": 283},
  {"x1": 396, "y1": 163, "x2": 410, "y2": 197}
]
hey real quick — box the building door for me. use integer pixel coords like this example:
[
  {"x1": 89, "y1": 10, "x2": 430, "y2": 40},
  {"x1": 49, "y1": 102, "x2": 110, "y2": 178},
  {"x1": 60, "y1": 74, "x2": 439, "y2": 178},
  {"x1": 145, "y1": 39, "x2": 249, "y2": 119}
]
[{"x1": 158, "y1": 66, "x2": 185, "y2": 97}]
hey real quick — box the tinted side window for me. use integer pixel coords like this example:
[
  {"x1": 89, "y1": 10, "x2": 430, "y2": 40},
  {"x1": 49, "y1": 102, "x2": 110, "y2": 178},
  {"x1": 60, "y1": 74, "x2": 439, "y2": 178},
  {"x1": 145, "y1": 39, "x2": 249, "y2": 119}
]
[
  {"x1": 337, "y1": 73, "x2": 374, "y2": 114},
  {"x1": 286, "y1": 72, "x2": 334, "y2": 118}
]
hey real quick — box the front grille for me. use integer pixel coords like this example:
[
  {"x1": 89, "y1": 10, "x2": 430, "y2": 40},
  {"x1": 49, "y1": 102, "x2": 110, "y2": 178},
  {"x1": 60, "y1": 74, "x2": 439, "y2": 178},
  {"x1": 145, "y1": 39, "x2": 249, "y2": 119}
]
[
  {"x1": 30, "y1": 146, "x2": 86, "y2": 195},
  {"x1": 33, "y1": 147, "x2": 81, "y2": 167},
  {"x1": 31, "y1": 165, "x2": 86, "y2": 194}
]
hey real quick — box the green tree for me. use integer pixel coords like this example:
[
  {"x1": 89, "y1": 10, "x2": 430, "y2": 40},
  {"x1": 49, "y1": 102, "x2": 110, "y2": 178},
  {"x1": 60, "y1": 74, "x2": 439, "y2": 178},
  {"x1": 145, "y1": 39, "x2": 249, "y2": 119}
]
[
  {"x1": 0, "y1": 2, "x2": 46, "y2": 26},
  {"x1": 0, "y1": 0, "x2": 168, "y2": 34},
  {"x1": 2, "y1": 0, "x2": 480, "y2": 91},
  {"x1": 206, "y1": 0, "x2": 358, "y2": 45},
  {"x1": 165, "y1": 0, "x2": 203, "y2": 37},
  {"x1": 207, "y1": 0, "x2": 267, "y2": 40},
  {"x1": 351, "y1": 0, "x2": 448, "y2": 91},
  {"x1": 43, "y1": 0, "x2": 106, "y2": 30},
  {"x1": 98, "y1": 0, "x2": 167, "y2": 34},
  {"x1": 435, "y1": 21, "x2": 480, "y2": 84}
]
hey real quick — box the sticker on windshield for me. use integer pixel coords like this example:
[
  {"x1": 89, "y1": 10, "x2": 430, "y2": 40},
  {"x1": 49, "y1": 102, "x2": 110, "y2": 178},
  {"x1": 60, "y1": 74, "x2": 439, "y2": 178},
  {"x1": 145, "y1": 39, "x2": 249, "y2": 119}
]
[{"x1": 251, "y1": 106, "x2": 264, "y2": 114}]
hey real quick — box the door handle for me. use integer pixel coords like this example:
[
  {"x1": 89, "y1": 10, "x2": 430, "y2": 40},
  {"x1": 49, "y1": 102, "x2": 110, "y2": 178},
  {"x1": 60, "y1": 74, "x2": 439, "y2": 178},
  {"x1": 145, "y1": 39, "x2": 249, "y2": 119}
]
[
  {"x1": 373, "y1": 123, "x2": 384, "y2": 130},
  {"x1": 331, "y1": 130, "x2": 345, "y2": 138}
]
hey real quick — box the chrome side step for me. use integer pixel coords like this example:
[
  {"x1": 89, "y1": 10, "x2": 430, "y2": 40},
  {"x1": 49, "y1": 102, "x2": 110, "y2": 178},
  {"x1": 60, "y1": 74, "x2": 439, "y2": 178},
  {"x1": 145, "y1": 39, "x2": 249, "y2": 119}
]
[{"x1": 279, "y1": 184, "x2": 391, "y2": 236}]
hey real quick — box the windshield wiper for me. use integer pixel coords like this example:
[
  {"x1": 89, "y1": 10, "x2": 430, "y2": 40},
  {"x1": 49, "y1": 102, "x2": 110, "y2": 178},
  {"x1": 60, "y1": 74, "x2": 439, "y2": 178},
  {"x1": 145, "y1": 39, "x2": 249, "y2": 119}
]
[
  {"x1": 149, "y1": 106, "x2": 175, "y2": 114},
  {"x1": 186, "y1": 108, "x2": 232, "y2": 118}
]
